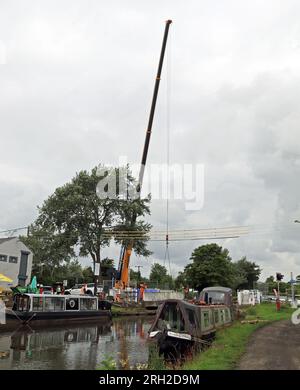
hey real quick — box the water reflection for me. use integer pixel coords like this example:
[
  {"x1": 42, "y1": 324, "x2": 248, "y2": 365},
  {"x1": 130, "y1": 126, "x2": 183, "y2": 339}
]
[{"x1": 0, "y1": 317, "x2": 153, "y2": 370}]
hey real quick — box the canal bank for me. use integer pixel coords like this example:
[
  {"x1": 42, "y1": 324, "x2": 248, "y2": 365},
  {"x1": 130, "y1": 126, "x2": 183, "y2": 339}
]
[
  {"x1": 182, "y1": 303, "x2": 295, "y2": 370},
  {"x1": 111, "y1": 304, "x2": 156, "y2": 317}
]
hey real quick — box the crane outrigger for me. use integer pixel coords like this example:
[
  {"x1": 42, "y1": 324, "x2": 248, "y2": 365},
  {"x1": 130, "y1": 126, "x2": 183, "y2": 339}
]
[{"x1": 114, "y1": 20, "x2": 172, "y2": 291}]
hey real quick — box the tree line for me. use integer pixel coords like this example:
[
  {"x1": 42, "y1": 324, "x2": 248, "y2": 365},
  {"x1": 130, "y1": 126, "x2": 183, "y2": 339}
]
[{"x1": 130, "y1": 243, "x2": 261, "y2": 292}]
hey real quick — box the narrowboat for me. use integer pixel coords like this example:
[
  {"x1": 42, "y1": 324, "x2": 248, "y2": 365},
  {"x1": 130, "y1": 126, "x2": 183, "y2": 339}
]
[
  {"x1": 2, "y1": 293, "x2": 112, "y2": 330},
  {"x1": 148, "y1": 287, "x2": 233, "y2": 360}
]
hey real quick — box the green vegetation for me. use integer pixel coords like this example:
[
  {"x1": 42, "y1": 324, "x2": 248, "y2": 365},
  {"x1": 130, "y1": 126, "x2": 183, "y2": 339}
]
[
  {"x1": 263, "y1": 275, "x2": 300, "y2": 296},
  {"x1": 22, "y1": 166, "x2": 151, "y2": 285},
  {"x1": 183, "y1": 303, "x2": 294, "y2": 370},
  {"x1": 129, "y1": 263, "x2": 174, "y2": 290},
  {"x1": 149, "y1": 263, "x2": 174, "y2": 289},
  {"x1": 148, "y1": 344, "x2": 166, "y2": 370},
  {"x1": 111, "y1": 305, "x2": 152, "y2": 316},
  {"x1": 175, "y1": 244, "x2": 261, "y2": 291},
  {"x1": 98, "y1": 355, "x2": 117, "y2": 370},
  {"x1": 98, "y1": 354, "x2": 149, "y2": 370}
]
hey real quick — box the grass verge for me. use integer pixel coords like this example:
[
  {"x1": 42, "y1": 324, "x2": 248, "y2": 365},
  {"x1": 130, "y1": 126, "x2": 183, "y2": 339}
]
[
  {"x1": 183, "y1": 303, "x2": 294, "y2": 370},
  {"x1": 111, "y1": 304, "x2": 155, "y2": 316}
]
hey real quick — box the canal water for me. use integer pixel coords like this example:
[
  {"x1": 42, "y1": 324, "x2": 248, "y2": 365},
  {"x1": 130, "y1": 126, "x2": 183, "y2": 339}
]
[{"x1": 0, "y1": 317, "x2": 153, "y2": 370}]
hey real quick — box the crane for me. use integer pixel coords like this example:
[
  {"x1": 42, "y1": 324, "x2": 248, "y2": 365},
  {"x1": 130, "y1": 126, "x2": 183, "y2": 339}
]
[{"x1": 114, "y1": 20, "x2": 172, "y2": 291}]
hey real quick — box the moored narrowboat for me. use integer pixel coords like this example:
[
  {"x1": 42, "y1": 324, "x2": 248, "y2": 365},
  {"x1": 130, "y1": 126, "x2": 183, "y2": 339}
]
[
  {"x1": 148, "y1": 287, "x2": 233, "y2": 360},
  {"x1": 3, "y1": 293, "x2": 112, "y2": 330}
]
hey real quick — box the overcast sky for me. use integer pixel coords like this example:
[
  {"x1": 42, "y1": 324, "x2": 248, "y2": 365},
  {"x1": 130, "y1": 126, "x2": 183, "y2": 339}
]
[{"x1": 1, "y1": 0, "x2": 300, "y2": 281}]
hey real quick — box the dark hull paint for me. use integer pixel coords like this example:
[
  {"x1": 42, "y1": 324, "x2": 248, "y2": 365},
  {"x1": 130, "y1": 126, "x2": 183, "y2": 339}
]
[
  {"x1": 0, "y1": 310, "x2": 112, "y2": 332},
  {"x1": 150, "y1": 330, "x2": 215, "y2": 362}
]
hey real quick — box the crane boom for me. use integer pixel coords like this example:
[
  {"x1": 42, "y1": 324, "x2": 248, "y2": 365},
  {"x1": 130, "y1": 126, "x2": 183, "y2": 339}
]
[{"x1": 115, "y1": 20, "x2": 172, "y2": 290}]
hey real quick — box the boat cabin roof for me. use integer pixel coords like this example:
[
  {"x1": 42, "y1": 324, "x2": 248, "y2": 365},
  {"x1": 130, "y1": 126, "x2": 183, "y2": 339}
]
[
  {"x1": 201, "y1": 287, "x2": 232, "y2": 293},
  {"x1": 14, "y1": 293, "x2": 97, "y2": 299}
]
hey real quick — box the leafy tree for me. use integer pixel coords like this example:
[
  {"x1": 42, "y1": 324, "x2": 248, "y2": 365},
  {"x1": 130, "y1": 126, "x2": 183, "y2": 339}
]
[
  {"x1": 100, "y1": 257, "x2": 115, "y2": 280},
  {"x1": 174, "y1": 271, "x2": 187, "y2": 289},
  {"x1": 21, "y1": 228, "x2": 75, "y2": 283},
  {"x1": 149, "y1": 263, "x2": 173, "y2": 289},
  {"x1": 82, "y1": 266, "x2": 94, "y2": 283},
  {"x1": 23, "y1": 166, "x2": 151, "y2": 291},
  {"x1": 175, "y1": 244, "x2": 262, "y2": 292},
  {"x1": 130, "y1": 269, "x2": 141, "y2": 283},
  {"x1": 264, "y1": 275, "x2": 291, "y2": 295},
  {"x1": 233, "y1": 257, "x2": 261, "y2": 290},
  {"x1": 181, "y1": 244, "x2": 234, "y2": 291},
  {"x1": 129, "y1": 269, "x2": 149, "y2": 286},
  {"x1": 265, "y1": 275, "x2": 275, "y2": 284}
]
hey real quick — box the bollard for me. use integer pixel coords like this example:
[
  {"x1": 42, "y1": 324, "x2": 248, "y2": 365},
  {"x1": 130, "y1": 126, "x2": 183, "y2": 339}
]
[{"x1": 276, "y1": 298, "x2": 281, "y2": 311}]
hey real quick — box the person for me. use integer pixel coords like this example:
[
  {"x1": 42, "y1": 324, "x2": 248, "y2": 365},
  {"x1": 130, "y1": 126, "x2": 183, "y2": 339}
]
[
  {"x1": 138, "y1": 282, "x2": 146, "y2": 302},
  {"x1": 80, "y1": 284, "x2": 87, "y2": 295}
]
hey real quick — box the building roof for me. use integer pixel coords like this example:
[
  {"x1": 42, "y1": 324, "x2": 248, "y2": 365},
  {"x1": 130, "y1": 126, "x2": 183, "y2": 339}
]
[{"x1": 0, "y1": 237, "x2": 17, "y2": 245}]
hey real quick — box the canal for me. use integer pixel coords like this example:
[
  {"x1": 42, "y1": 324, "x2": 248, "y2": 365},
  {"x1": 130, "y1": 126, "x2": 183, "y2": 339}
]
[{"x1": 0, "y1": 316, "x2": 153, "y2": 370}]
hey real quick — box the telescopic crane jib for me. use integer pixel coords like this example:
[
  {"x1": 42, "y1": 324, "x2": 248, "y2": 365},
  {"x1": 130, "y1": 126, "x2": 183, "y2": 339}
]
[{"x1": 114, "y1": 20, "x2": 172, "y2": 290}]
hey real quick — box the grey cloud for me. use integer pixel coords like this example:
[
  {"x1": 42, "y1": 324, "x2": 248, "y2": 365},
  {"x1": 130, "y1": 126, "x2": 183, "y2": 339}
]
[{"x1": 1, "y1": 1, "x2": 300, "y2": 282}]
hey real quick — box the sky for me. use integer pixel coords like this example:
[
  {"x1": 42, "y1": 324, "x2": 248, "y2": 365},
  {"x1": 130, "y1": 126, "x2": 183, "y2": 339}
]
[{"x1": 1, "y1": 0, "x2": 300, "y2": 281}]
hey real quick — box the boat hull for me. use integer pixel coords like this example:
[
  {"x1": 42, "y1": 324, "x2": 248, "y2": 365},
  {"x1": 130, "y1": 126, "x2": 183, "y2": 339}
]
[{"x1": 0, "y1": 309, "x2": 112, "y2": 332}]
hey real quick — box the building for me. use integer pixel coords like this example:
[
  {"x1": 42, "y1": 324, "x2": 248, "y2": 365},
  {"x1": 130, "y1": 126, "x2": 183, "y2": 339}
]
[{"x1": 0, "y1": 237, "x2": 33, "y2": 287}]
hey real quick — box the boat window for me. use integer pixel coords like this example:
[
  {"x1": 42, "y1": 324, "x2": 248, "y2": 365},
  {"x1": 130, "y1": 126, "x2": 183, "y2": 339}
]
[
  {"x1": 157, "y1": 303, "x2": 185, "y2": 332},
  {"x1": 225, "y1": 308, "x2": 229, "y2": 321},
  {"x1": 202, "y1": 311, "x2": 210, "y2": 328},
  {"x1": 207, "y1": 292, "x2": 225, "y2": 304},
  {"x1": 33, "y1": 297, "x2": 44, "y2": 311},
  {"x1": 54, "y1": 297, "x2": 65, "y2": 311},
  {"x1": 220, "y1": 309, "x2": 225, "y2": 322},
  {"x1": 186, "y1": 308, "x2": 197, "y2": 327},
  {"x1": 15, "y1": 295, "x2": 30, "y2": 311},
  {"x1": 214, "y1": 310, "x2": 219, "y2": 323},
  {"x1": 44, "y1": 297, "x2": 56, "y2": 311},
  {"x1": 66, "y1": 298, "x2": 79, "y2": 311},
  {"x1": 80, "y1": 298, "x2": 97, "y2": 311}
]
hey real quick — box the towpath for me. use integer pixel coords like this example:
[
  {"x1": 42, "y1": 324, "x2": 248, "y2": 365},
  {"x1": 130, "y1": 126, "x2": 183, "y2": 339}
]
[{"x1": 238, "y1": 320, "x2": 300, "y2": 370}]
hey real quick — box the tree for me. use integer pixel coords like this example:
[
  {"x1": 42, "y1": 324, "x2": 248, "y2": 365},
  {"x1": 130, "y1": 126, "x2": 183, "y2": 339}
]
[
  {"x1": 129, "y1": 269, "x2": 149, "y2": 286},
  {"x1": 264, "y1": 275, "x2": 291, "y2": 295},
  {"x1": 82, "y1": 266, "x2": 94, "y2": 283},
  {"x1": 149, "y1": 263, "x2": 173, "y2": 289},
  {"x1": 58, "y1": 259, "x2": 84, "y2": 287},
  {"x1": 178, "y1": 244, "x2": 234, "y2": 291},
  {"x1": 100, "y1": 257, "x2": 115, "y2": 280},
  {"x1": 24, "y1": 166, "x2": 152, "y2": 292},
  {"x1": 22, "y1": 227, "x2": 76, "y2": 284},
  {"x1": 233, "y1": 257, "x2": 261, "y2": 290},
  {"x1": 174, "y1": 271, "x2": 187, "y2": 289},
  {"x1": 130, "y1": 269, "x2": 141, "y2": 283}
]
